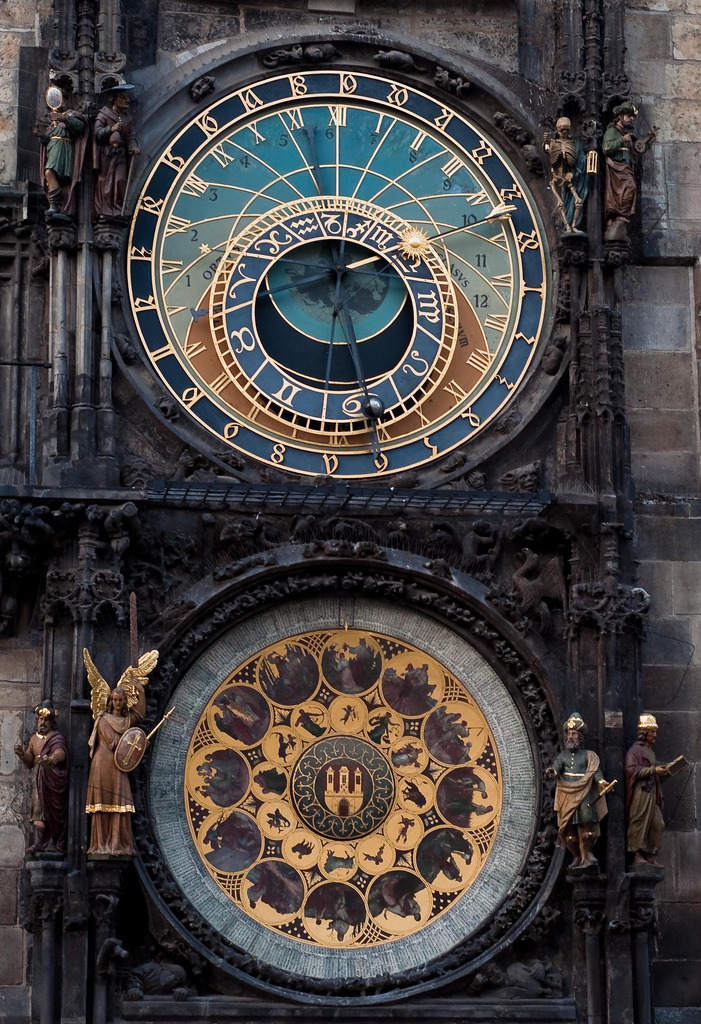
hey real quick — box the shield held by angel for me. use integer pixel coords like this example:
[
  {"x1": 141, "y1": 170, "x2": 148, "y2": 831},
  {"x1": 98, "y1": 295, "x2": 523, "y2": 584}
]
[{"x1": 83, "y1": 648, "x2": 158, "y2": 857}]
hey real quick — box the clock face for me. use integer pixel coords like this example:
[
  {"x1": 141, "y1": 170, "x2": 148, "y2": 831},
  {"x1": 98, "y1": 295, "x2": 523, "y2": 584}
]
[
  {"x1": 148, "y1": 599, "x2": 537, "y2": 983},
  {"x1": 128, "y1": 70, "x2": 550, "y2": 477}
]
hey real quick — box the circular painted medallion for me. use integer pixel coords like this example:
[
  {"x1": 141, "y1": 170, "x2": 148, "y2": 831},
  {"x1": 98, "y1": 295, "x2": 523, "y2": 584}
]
[
  {"x1": 152, "y1": 598, "x2": 537, "y2": 983},
  {"x1": 292, "y1": 736, "x2": 395, "y2": 839},
  {"x1": 181, "y1": 620, "x2": 504, "y2": 950}
]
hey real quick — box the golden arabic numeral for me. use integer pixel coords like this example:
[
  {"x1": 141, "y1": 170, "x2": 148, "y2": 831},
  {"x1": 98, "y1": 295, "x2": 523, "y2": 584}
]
[
  {"x1": 133, "y1": 295, "x2": 157, "y2": 311},
  {"x1": 322, "y1": 453, "x2": 339, "y2": 475},
  {"x1": 271, "y1": 443, "x2": 286, "y2": 465},
  {"x1": 129, "y1": 245, "x2": 152, "y2": 259},
  {"x1": 139, "y1": 196, "x2": 163, "y2": 215},
  {"x1": 182, "y1": 386, "x2": 205, "y2": 409},
  {"x1": 241, "y1": 88, "x2": 263, "y2": 112},
  {"x1": 196, "y1": 112, "x2": 219, "y2": 138},
  {"x1": 374, "y1": 452, "x2": 389, "y2": 471},
  {"x1": 423, "y1": 435, "x2": 438, "y2": 456},
  {"x1": 224, "y1": 422, "x2": 239, "y2": 440},
  {"x1": 386, "y1": 84, "x2": 408, "y2": 107},
  {"x1": 434, "y1": 107, "x2": 454, "y2": 131},
  {"x1": 340, "y1": 73, "x2": 357, "y2": 94},
  {"x1": 464, "y1": 407, "x2": 480, "y2": 426},
  {"x1": 290, "y1": 74, "x2": 308, "y2": 97}
]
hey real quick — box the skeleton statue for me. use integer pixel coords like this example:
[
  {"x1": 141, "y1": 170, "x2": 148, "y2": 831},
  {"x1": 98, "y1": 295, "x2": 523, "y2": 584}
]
[{"x1": 544, "y1": 117, "x2": 588, "y2": 234}]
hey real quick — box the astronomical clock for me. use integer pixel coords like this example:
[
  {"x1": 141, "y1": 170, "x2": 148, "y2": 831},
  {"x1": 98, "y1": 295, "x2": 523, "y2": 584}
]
[
  {"x1": 126, "y1": 68, "x2": 551, "y2": 479},
  {"x1": 146, "y1": 598, "x2": 540, "y2": 995},
  {"x1": 123, "y1": 45, "x2": 558, "y2": 1009}
]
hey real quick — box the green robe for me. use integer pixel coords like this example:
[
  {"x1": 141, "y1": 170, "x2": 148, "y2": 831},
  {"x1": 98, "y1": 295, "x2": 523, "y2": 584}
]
[{"x1": 42, "y1": 112, "x2": 86, "y2": 182}]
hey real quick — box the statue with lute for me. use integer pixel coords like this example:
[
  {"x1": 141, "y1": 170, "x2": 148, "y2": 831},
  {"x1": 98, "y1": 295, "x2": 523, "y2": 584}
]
[{"x1": 84, "y1": 594, "x2": 172, "y2": 857}]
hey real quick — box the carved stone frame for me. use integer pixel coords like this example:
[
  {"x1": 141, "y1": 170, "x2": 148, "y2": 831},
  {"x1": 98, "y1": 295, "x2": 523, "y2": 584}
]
[
  {"x1": 114, "y1": 30, "x2": 563, "y2": 489},
  {"x1": 132, "y1": 553, "x2": 562, "y2": 1003}
]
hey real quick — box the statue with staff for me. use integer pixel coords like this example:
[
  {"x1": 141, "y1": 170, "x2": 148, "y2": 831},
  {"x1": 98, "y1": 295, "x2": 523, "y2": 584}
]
[{"x1": 84, "y1": 593, "x2": 172, "y2": 857}]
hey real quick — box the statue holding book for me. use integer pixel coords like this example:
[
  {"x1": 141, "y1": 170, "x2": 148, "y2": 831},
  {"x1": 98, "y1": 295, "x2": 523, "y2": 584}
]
[{"x1": 625, "y1": 713, "x2": 688, "y2": 867}]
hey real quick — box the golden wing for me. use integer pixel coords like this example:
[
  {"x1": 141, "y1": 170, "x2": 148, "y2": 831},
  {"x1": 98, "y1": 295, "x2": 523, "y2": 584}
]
[
  {"x1": 83, "y1": 648, "x2": 111, "y2": 719},
  {"x1": 117, "y1": 650, "x2": 159, "y2": 708}
]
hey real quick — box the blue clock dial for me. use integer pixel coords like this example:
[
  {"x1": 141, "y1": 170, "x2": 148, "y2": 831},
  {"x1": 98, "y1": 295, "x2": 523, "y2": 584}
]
[{"x1": 127, "y1": 71, "x2": 550, "y2": 477}]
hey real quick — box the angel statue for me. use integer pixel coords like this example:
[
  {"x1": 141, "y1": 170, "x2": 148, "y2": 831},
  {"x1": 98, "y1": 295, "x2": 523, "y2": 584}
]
[{"x1": 84, "y1": 647, "x2": 158, "y2": 857}]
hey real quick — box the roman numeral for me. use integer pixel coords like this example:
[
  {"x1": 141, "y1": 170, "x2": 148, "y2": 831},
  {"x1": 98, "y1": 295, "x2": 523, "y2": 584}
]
[
  {"x1": 410, "y1": 130, "x2": 427, "y2": 153},
  {"x1": 328, "y1": 105, "x2": 347, "y2": 127},
  {"x1": 287, "y1": 109, "x2": 305, "y2": 131},
  {"x1": 241, "y1": 88, "x2": 263, "y2": 112},
  {"x1": 441, "y1": 155, "x2": 462, "y2": 178},
  {"x1": 161, "y1": 259, "x2": 182, "y2": 275},
  {"x1": 164, "y1": 215, "x2": 191, "y2": 236},
  {"x1": 183, "y1": 336, "x2": 207, "y2": 359},
  {"x1": 182, "y1": 174, "x2": 209, "y2": 196},
  {"x1": 209, "y1": 372, "x2": 230, "y2": 396},
  {"x1": 210, "y1": 143, "x2": 235, "y2": 167},
  {"x1": 249, "y1": 122, "x2": 266, "y2": 144},
  {"x1": 467, "y1": 347, "x2": 492, "y2": 373},
  {"x1": 484, "y1": 314, "x2": 508, "y2": 333}
]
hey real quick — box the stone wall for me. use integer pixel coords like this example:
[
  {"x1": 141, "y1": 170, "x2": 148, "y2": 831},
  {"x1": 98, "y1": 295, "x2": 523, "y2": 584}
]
[
  {"x1": 0, "y1": 647, "x2": 40, "y2": 1022},
  {"x1": 625, "y1": 0, "x2": 701, "y2": 1010},
  {"x1": 150, "y1": 0, "x2": 518, "y2": 70},
  {"x1": 0, "y1": 1, "x2": 51, "y2": 185}
]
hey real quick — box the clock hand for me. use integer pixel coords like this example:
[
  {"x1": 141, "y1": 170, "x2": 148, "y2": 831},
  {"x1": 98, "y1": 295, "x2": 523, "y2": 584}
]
[
  {"x1": 335, "y1": 278, "x2": 384, "y2": 463},
  {"x1": 298, "y1": 125, "x2": 326, "y2": 196},
  {"x1": 259, "y1": 269, "x2": 333, "y2": 299},
  {"x1": 344, "y1": 203, "x2": 517, "y2": 271}
]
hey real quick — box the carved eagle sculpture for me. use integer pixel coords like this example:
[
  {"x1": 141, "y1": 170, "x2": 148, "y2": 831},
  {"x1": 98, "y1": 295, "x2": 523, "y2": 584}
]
[{"x1": 84, "y1": 648, "x2": 159, "y2": 719}]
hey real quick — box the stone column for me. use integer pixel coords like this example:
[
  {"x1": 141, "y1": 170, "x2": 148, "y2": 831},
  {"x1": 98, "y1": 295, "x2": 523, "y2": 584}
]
[
  {"x1": 572, "y1": 873, "x2": 607, "y2": 1024},
  {"x1": 27, "y1": 860, "x2": 66, "y2": 1024}
]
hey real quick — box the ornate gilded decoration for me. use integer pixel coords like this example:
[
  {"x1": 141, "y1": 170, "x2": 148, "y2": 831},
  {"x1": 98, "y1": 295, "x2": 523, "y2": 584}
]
[{"x1": 183, "y1": 627, "x2": 502, "y2": 949}]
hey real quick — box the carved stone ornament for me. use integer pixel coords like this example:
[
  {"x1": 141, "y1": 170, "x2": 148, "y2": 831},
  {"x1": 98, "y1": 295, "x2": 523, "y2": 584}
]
[
  {"x1": 189, "y1": 76, "x2": 215, "y2": 103},
  {"x1": 567, "y1": 582, "x2": 650, "y2": 636},
  {"x1": 132, "y1": 560, "x2": 560, "y2": 1002},
  {"x1": 261, "y1": 43, "x2": 341, "y2": 69},
  {"x1": 47, "y1": 220, "x2": 78, "y2": 252}
]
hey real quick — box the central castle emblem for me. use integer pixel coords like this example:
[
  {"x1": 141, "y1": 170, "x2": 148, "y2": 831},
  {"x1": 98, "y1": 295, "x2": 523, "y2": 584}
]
[{"x1": 324, "y1": 765, "x2": 364, "y2": 817}]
